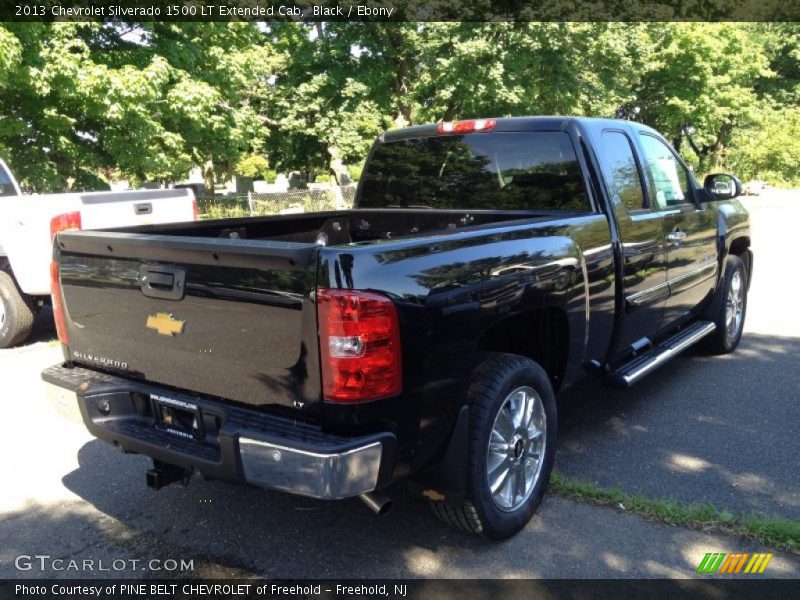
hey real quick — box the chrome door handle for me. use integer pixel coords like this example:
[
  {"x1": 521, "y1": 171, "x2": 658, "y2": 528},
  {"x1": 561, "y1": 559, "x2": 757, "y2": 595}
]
[{"x1": 667, "y1": 230, "x2": 686, "y2": 244}]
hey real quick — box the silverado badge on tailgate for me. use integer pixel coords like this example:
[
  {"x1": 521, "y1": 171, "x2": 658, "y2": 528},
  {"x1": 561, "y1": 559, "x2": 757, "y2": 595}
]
[{"x1": 146, "y1": 312, "x2": 186, "y2": 336}]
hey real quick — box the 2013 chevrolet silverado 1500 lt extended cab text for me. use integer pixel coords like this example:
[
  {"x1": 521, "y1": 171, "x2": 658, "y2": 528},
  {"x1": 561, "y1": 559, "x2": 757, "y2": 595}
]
[
  {"x1": 43, "y1": 117, "x2": 752, "y2": 538},
  {"x1": 0, "y1": 157, "x2": 197, "y2": 348}
]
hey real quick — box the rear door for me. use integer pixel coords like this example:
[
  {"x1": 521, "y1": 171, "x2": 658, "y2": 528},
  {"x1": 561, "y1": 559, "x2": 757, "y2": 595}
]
[
  {"x1": 636, "y1": 134, "x2": 718, "y2": 325},
  {"x1": 597, "y1": 129, "x2": 668, "y2": 350}
]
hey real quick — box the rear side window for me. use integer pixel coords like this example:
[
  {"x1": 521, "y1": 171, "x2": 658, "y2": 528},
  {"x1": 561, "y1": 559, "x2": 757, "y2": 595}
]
[
  {"x1": 358, "y1": 131, "x2": 590, "y2": 211},
  {"x1": 0, "y1": 164, "x2": 17, "y2": 197},
  {"x1": 599, "y1": 131, "x2": 645, "y2": 212}
]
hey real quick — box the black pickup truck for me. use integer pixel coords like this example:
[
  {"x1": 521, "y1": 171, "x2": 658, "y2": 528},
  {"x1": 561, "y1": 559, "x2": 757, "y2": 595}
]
[{"x1": 43, "y1": 117, "x2": 752, "y2": 538}]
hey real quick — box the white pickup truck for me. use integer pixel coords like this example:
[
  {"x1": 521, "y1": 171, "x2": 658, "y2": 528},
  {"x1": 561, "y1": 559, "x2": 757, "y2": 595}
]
[{"x1": 0, "y1": 157, "x2": 197, "y2": 348}]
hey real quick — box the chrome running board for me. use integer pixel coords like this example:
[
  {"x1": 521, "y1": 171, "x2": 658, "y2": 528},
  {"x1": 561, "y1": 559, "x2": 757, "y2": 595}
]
[{"x1": 605, "y1": 321, "x2": 716, "y2": 388}]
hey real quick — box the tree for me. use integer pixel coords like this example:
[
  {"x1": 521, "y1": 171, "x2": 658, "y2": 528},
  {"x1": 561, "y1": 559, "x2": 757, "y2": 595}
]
[
  {"x1": 235, "y1": 154, "x2": 271, "y2": 179},
  {"x1": 262, "y1": 22, "x2": 392, "y2": 182},
  {"x1": 1, "y1": 21, "x2": 798, "y2": 195},
  {"x1": 145, "y1": 23, "x2": 280, "y2": 201},
  {"x1": 0, "y1": 23, "x2": 109, "y2": 191},
  {"x1": 0, "y1": 22, "x2": 280, "y2": 202},
  {"x1": 633, "y1": 23, "x2": 772, "y2": 172},
  {"x1": 727, "y1": 106, "x2": 800, "y2": 186},
  {"x1": 412, "y1": 22, "x2": 645, "y2": 121}
]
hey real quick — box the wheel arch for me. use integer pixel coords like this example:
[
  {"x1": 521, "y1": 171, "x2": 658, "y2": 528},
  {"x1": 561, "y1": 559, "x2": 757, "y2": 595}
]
[
  {"x1": 476, "y1": 306, "x2": 570, "y2": 393},
  {"x1": 728, "y1": 235, "x2": 752, "y2": 290}
]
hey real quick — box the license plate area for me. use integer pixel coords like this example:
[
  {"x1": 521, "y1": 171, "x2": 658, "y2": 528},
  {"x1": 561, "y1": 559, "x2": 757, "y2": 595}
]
[{"x1": 150, "y1": 393, "x2": 204, "y2": 440}]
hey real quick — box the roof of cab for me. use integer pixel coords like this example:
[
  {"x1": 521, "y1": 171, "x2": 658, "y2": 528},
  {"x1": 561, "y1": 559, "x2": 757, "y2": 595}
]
[{"x1": 381, "y1": 116, "x2": 658, "y2": 142}]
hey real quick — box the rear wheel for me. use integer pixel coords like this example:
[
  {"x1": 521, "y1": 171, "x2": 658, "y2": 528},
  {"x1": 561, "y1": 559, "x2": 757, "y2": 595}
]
[
  {"x1": 0, "y1": 270, "x2": 35, "y2": 349},
  {"x1": 430, "y1": 353, "x2": 557, "y2": 539},
  {"x1": 704, "y1": 255, "x2": 747, "y2": 354}
]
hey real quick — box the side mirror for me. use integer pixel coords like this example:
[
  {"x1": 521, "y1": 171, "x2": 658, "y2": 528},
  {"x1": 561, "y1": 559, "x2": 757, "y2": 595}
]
[{"x1": 704, "y1": 173, "x2": 741, "y2": 200}]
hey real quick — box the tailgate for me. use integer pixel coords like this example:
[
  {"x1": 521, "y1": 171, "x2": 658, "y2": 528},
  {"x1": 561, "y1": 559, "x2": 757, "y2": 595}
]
[
  {"x1": 79, "y1": 189, "x2": 195, "y2": 229},
  {"x1": 55, "y1": 230, "x2": 322, "y2": 410}
]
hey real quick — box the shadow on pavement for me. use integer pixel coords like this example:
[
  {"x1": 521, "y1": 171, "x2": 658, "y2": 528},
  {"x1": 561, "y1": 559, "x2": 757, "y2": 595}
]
[
  {"x1": 556, "y1": 333, "x2": 800, "y2": 520},
  {"x1": 4, "y1": 317, "x2": 796, "y2": 578},
  {"x1": 40, "y1": 439, "x2": 773, "y2": 578}
]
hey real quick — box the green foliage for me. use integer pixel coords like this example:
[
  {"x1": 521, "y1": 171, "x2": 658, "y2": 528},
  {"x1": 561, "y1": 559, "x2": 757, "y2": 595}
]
[
  {"x1": 0, "y1": 22, "x2": 279, "y2": 192},
  {"x1": 0, "y1": 22, "x2": 798, "y2": 192},
  {"x1": 550, "y1": 472, "x2": 800, "y2": 551},
  {"x1": 199, "y1": 195, "x2": 251, "y2": 219},
  {"x1": 727, "y1": 107, "x2": 800, "y2": 186},
  {"x1": 235, "y1": 154, "x2": 271, "y2": 180},
  {"x1": 302, "y1": 191, "x2": 337, "y2": 212},
  {"x1": 314, "y1": 172, "x2": 331, "y2": 183},
  {"x1": 264, "y1": 23, "x2": 392, "y2": 179},
  {"x1": 347, "y1": 163, "x2": 363, "y2": 182},
  {"x1": 200, "y1": 205, "x2": 251, "y2": 220},
  {"x1": 264, "y1": 22, "x2": 799, "y2": 186},
  {"x1": 634, "y1": 23, "x2": 771, "y2": 173}
]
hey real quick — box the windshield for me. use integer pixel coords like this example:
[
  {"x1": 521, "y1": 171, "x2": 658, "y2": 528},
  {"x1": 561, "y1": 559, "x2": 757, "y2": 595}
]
[
  {"x1": 0, "y1": 163, "x2": 18, "y2": 196},
  {"x1": 357, "y1": 131, "x2": 589, "y2": 211}
]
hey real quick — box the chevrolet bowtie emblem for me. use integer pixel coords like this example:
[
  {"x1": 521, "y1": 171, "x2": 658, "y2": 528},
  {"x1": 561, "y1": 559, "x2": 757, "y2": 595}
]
[{"x1": 146, "y1": 312, "x2": 185, "y2": 336}]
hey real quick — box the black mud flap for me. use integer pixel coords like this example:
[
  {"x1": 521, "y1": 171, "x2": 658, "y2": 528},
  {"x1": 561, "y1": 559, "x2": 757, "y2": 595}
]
[{"x1": 407, "y1": 405, "x2": 469, "y2": 504}]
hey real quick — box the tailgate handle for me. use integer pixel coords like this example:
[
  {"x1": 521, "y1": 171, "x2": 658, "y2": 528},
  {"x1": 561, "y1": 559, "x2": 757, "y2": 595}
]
[
  {"x1": 139, "y1": 265, "x2": 186, "y2": 301},
  {"x1": 134, "y1": 203, "x2": 152, "y2": 215}
]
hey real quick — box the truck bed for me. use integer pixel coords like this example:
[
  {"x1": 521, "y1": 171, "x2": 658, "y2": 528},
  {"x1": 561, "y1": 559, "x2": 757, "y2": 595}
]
[
  {"x1": 54, "y1": 209, "x2": 554, "y2": 412},
  {"x1": 109, "y1": 208, "x2": 554, "y2": 244}
]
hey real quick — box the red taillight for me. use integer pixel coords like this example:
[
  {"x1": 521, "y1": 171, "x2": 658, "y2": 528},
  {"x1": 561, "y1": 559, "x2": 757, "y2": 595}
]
[
  {"x1": 317, "y1": 289, "x2": 402, "y2": 403},
  {"x1": 437, "y1": 118, "x2": 497, "y2": 134},
  {"x1": 50, "y1": 261, "x2": 68, "y2": 345},
  {"x1": 192, "y1": 198, "x2": 199, "y2": 221},
  {"x1": 50, "y1": 211, "x2": 81, "y2": 240}
]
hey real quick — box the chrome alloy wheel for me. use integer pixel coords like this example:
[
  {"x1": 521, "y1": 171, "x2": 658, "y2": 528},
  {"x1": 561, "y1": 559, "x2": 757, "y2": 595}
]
[
  {"x1": 486, "y1": 386, "x2": 547, "y2": 511},
  {"x1": 725, "y1": 270, "x2": 744, "y2": 343}
]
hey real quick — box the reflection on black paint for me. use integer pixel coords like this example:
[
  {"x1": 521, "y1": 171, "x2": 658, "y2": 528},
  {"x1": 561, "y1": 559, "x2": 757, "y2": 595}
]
[{"x1": 359, "y1": 132, "x2": 590, "y2": 212}]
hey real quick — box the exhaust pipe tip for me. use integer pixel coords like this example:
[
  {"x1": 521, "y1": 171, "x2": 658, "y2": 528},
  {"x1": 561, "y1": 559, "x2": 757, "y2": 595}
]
[{"x1": 360, "y1": 491, "x2": 393, "y2": 516}]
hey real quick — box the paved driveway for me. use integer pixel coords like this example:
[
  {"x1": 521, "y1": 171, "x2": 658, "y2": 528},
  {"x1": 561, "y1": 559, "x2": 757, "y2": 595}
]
[{"x1": 556, "y1": 191, "x2": 800, "y2": 520}]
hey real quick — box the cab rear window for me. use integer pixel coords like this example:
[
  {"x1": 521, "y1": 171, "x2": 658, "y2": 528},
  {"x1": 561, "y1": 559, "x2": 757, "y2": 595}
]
[{"x1": 357, "y1": 131, "x2": 589, "y2": 211}]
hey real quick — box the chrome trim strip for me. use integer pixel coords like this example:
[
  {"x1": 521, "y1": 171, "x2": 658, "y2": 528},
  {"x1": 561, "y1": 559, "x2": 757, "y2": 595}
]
[
  {"x1": 627, "y1": 261, "x2": 718, "y2": 308},
  {"x1": 622, "y1": 322, "x2": 716, "y2": 385},
  {"x1": 239, "y1": 437, "x2": 383, "y2": 500},
  {"x1": 627, "y1": 280, "x2": 670, "y2": 307},
  {"x1": 666, "y1": 262, "x2": 718, "y2": 289},
  {"x1": 630, "y1": 209, "x2": 681, "y2": 222}
]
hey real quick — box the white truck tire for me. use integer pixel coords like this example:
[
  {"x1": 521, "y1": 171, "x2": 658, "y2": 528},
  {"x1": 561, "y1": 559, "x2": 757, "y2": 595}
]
[{"x1": 0, "y1": 270, "x2": 35, "y2": 348}]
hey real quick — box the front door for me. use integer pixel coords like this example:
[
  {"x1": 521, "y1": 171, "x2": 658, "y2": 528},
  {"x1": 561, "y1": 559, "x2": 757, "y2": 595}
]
[{"x1": 637, "y1": 133, "x2": 718, "y2": 326}]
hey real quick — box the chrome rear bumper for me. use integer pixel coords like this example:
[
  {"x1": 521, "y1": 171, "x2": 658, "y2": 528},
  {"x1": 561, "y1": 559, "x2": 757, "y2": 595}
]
[
  {"x1": 239, "y1": 438, "x2": 384, "y2": 499},
  {"x1": 42, "y1": 363, "x2": 395, "y2": 500}
]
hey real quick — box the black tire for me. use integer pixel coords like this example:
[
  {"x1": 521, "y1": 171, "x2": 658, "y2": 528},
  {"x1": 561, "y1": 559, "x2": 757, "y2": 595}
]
[
  {"x1": 703, "y1": 255, "x2": 748, "y2": 354},
  {"x1": 0, "y1": 270, "x2": 35, "y2": 349},
  {"x1": 430, "y1": 352, "x2": 557, "y2": 539}
]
